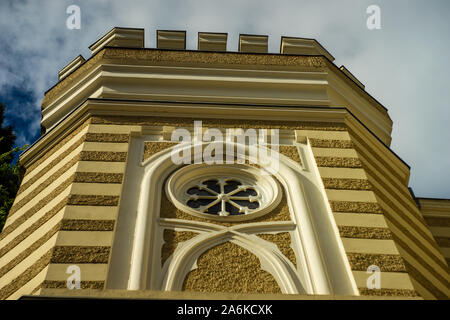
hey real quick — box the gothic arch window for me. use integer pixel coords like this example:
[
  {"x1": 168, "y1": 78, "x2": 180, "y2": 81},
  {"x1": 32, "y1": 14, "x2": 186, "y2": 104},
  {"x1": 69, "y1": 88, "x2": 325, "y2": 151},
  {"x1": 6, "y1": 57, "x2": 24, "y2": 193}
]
[{"x1": 107, "y1": 139, "x2": 358, "y2": 296}]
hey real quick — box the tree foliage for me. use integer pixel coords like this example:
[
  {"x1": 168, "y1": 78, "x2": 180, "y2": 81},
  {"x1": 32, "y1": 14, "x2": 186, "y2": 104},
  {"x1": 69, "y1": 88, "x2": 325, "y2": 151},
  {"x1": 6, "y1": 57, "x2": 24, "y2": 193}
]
[{"x1": 0, "y1": 103, "x2": 28, "y2": 232}]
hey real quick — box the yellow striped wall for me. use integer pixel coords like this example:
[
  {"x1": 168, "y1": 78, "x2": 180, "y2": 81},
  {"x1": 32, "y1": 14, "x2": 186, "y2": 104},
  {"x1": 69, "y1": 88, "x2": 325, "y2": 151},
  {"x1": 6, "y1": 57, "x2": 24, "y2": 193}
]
[
  {"x1": 417, "y1": 198, "x2": 450, "y2": 270},
  {"x1": 345, "y1": 127, "x2": 449, "y2": 299},
  {"x1": 1, "y1": 115, "x2": 449, "y2": 299},
  {"x1": 0, "y1": 119, "x2": 131, "y2": 299},
  {"x1": 306, "y1": 130, "x2": 418, "y2": 298}
]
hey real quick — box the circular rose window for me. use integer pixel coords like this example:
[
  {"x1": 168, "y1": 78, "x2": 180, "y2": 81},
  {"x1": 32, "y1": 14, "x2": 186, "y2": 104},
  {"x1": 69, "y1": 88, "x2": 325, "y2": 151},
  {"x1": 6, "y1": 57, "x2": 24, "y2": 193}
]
[{"x1": 165, "y1": 164, "x2": 281, "y2": 221}]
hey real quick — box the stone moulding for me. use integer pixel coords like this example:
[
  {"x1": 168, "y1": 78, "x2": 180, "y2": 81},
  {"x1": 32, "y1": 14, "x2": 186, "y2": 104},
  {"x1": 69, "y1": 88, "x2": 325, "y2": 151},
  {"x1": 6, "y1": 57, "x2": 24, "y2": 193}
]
[{"x1": 114, "y1": 138, "x2": 358, "y2": 296}]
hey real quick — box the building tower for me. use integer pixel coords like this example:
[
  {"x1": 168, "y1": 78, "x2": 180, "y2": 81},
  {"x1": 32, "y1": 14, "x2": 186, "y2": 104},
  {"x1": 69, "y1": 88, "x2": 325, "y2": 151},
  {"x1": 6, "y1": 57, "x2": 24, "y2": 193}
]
[{"x1": 0, "y1": 27, "x2": 449, "y2": 300}]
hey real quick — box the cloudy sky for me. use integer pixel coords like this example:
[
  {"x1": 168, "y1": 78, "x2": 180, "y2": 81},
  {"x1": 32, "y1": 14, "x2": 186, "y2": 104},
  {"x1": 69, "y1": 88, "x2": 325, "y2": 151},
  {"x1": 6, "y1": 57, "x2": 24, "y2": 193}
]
[{"x1": 0, "y1": 0, "x2": 449, "y2": 198}]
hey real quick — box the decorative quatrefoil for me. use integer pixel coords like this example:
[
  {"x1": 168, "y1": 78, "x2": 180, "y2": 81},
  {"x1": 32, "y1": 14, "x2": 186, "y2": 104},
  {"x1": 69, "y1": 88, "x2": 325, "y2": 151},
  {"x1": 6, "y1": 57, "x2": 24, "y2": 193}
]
[
  {"x1": 186, "y1": 178, "x2": 261, "y2": 216},
  {"x1": 165, "y1": 164, "x2": 281, "y2": 222}
]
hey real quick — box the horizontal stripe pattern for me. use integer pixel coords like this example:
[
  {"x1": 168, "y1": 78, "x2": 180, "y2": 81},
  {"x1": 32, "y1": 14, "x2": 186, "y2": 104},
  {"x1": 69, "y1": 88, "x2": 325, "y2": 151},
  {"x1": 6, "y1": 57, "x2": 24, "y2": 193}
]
[
  {"x1": 329, "y1": 201, "x2": 383, "y2": 214},
  {"x1": 85, "y1": 133, "x2": 129, "y2": 143},
  {"x1": 73, "y1": 172, "x2": 123, "y2": 184},
  {"x1": 50, "y1": 246, "x2": 110, "y2": 264},
  {"x1": 79, "y1": 151, "x2": 127, "y2": 162},
  {"x1": 315, "y1": 157, "x2": 362, "y2": 168},
  {"x1": 347, "y1": 128, "x2": 450, "y2": 299},
  {"x1": 309, "y1": 138, "x2": 353, "y2": 149},
  {"x1": 25, "y1": 120, "x2": 89, "y2": 175},
  {"x1": 0, "y1": 121, "x2": 131, "y2": 299},
  {"x1": 0, "y1": 250, "x2": 52, "y2": 300},
  {"x1": 338, "y1": 226, "x2": 392, "y2": 240},
  {"x1": 67, "y1": 195, "x2": 120, "y2": 206},
  {"x1": 347, "y1": 253, "x2": 407, "y2": 272},
  {"x1": 60, "y1": 220, "x2": 115, "y2": 231},
  {"x1": 42, "y1": 280, "x2": 104, "y2": 289},
  {"x1": 322, "y1": 178, "x2": 372, "y2": 190},
  {"x1": 358, "y1": 288, "x2": 419, "y2": 297}
]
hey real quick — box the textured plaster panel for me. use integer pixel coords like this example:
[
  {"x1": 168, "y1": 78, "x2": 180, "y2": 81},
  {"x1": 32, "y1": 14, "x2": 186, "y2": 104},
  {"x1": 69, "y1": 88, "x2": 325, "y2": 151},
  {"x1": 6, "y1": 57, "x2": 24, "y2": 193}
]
[
  {"x1": 80, "y1": 151, "x2": 127, "y2": 162},
  {"x1": 85, "y1": 133, "x2": 129, "y2": 143},
  {"x1": 358, "y1": 288, "x2": 418, "y2": 297},
  {"x1": 322, "y1": 178, "x2": 372, "y2": 190},
  {"x1": 352, "y1": 271, "x2": 415, "y2": 290},
  {"x1": 338, "y1": 226, "x2": 392, "y2": 240},
  {"x1": 91, "y1": 116, "x2": 347, "y2": 132},
  {"x1": 55, "y1": 231, "x2": 113, "y2": 246},
  {"x1": 100, "y1": 48, "x2": 327, "y2": 67},
  {"x1": 333, "y1": 213, "x2": 388, "y2": 228},
  {"x1": 342, "y1": 238, "x2": 399, "y2": 255},
  {"x1": 70, "y1": 183, "x2": 122, "y2": 196},
  {"x1": 76, "y1": 161, "x2": 126, "y2": 173},
  {"x1": 45, "y1": 264, "x2": 108, "y2": 281},
  {"x1": 325, "y1": 190, "x2": 377, "y2": 202},
  {"x1": 143, "y1": 142, "x2": 178, "y2": 161},
  {"x1": 67, "y1": 195, "x2": 119, "y2": 206},
  {"x1": 42, "y1": 280, "x2": 104, "y2": 290},
  {"x1": 143, "y1": 142, "x2": 299, "y2": 167},
  {"x1": 63, "y1": 206, "x2": 118, "y2": 220},
  {"x1": 257, "y1": 233, "x2": 296, "y2": 267},
  {"x1": 315, "y1": 157, "x2": 362, "y2": 168},
  {"x1": 182, "y1": 242, "x2": 282, "y2": 294},
  {"x1": 318, "y1": 167, "x2": 367, "y2": 179},
  {"x1": 278, "y1": 145, "x2": 301, "y2": 165},
  {"x1": 73, "y1": 172, "x2": 123, "y2": 184},
  {"x1": 82, "y1": 142, "x2": 129, "y2": 152},
  {"x1": 309, "y1": 138, "x2": 353, "y2": 148},
  {"x1": 329, "y1": 201, "x2": 383, "y2": 214},
  {"x1": 60, "y1": 219, "x2": 115, "y2": 231},
  {"x1": 346, "y1": 253, "x2": 406, "y2": 272},
  {"x1": 161, "y1": 229, "x2": 198, "y2": 267}
]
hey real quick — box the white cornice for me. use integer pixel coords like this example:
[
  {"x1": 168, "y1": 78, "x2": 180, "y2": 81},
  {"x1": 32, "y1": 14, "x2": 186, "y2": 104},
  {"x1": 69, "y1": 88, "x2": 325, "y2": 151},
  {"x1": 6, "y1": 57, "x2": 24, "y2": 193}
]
[
  {"x1": 41, "y1": 63, "x2": 331, "y2": 130},
  {"x1": 41, "y1": 60, "x2": 392, "y2": 147}
]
